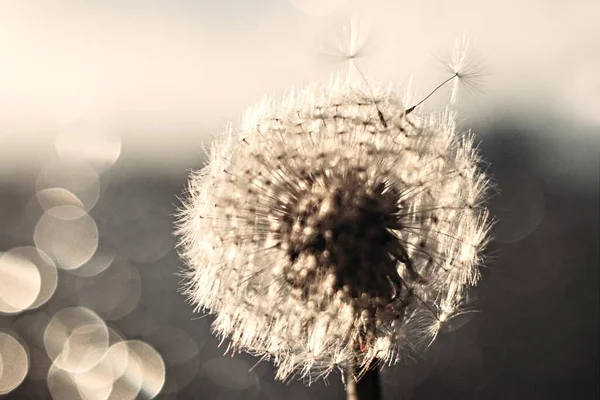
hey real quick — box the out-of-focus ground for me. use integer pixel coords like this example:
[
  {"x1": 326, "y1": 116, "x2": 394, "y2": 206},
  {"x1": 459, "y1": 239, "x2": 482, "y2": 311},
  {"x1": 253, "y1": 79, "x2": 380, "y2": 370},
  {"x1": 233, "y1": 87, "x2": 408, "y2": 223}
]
[{"x1": 1, "y1": 1, "x2": 599, "y2": 399}]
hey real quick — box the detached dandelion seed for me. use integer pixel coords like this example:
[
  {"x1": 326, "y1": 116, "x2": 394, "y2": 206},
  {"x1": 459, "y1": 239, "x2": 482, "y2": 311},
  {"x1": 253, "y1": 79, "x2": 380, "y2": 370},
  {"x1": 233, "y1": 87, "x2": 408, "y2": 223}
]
[
  {"x1": 175, "y1": 64, "x2": 490, "y2": 389},
  {"x1": 440, "y1": 35, "x2": 488, "y2": 104}
]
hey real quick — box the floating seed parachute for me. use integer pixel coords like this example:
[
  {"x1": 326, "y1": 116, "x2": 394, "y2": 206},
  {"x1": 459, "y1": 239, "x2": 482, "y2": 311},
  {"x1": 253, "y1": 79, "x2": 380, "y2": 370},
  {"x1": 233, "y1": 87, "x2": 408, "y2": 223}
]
[{"x1": 175, "y1": 75, "x2": 490, "y2": 382}]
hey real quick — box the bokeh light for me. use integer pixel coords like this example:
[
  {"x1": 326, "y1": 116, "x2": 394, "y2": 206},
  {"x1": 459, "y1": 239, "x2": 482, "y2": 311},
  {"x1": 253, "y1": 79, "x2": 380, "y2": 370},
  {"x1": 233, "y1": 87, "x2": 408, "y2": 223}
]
[
  {"x1": 0, "y1": 248, "x2": 42, "y2": 314},
  {"x1": 0, "y1": 331, "x2": 30, "y2": 395},
  {"x1": 11, "y1": 312, "x2": 53, "y2": 381},
  {"x1": 44, "y1": 307, "x2": 109, "y2": 373},
  {"x1": 47, "y1": 362, "x2": 98, "y2": 400},
  {"x1": 34, "y1": 206, "x2": 99, "y2": 270},
  {"x1": 14, "y1": 246, "x2": 57, "y2": 310},
  {"x1": 36, "y1": 160, "x2": 101, "y2": 212},
  {"x1": 51, "y1": 340, "x2": 166, "y2": 400},
  {"x1": 121, "y1": 340, "x2": 166, "y2": 399},
  {"x1": 36, "y1": 187, "x2": 85, "y2": 215},
  {"x1": 45, "y1": 327, "x2": 148, "y2": 400},
  {"x1": 55, "y1": 125, "x2": 122, "y2": 173},
  {"x1": 71, "y1": 247, "x2": 116, "y2": 278}
]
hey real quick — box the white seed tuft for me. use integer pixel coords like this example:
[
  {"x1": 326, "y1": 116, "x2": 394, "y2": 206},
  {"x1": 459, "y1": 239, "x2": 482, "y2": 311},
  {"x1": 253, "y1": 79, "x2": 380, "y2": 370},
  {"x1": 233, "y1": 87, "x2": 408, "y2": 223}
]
[{"x1": 175, "y1": 75, "x2": 490, "y2": 383}]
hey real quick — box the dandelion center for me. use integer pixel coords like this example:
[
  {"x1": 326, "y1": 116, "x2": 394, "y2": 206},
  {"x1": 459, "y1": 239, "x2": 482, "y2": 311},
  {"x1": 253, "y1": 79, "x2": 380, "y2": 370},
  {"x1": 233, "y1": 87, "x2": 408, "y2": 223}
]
[{"x1": 275, "y1": 167, "x2": 411, "y2": 305}]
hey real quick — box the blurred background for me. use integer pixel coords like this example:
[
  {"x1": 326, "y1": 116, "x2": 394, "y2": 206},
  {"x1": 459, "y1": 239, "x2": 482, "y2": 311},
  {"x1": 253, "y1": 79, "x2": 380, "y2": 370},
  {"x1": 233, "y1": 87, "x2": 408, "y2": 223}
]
[{"x1": 0, "y1": 0, "x2": 598, "y2": 399}]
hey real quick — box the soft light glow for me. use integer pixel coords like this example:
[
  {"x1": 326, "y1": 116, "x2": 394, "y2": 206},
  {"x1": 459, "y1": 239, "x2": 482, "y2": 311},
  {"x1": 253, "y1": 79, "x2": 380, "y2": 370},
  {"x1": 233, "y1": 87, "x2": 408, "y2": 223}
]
[
  {"x1": 0, "y1": 331, "x2": 30, "y2": 395},
  {"x1": 0, "y1": 249, "x2": 42, "y2": 314},
  {"x1": 34, "y1": 206, "x2": 99, "y2": 270},
  {"x1": 36, "y1": 188, "x2": 85, "y2": 215},
  {"x1": 44, "y1": 307, "x2": 109, "y2": 373},
  {"x1": 36, "y1": 160, "x2": 100, "y2": 212}
]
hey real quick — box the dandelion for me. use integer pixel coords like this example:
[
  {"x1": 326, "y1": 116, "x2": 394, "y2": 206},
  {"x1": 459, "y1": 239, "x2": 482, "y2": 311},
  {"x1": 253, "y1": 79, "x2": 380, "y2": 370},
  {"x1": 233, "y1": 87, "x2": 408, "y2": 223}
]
[{"x1": 175, "y1": 69, "x2": 490, "y2": 390}]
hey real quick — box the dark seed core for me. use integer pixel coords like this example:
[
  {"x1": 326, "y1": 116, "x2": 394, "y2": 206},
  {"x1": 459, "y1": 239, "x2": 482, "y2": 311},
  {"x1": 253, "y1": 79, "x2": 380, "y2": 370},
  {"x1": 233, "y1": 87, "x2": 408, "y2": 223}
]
[{"x1": 275, "y1": 168, "x2": 413, "y2": 305}]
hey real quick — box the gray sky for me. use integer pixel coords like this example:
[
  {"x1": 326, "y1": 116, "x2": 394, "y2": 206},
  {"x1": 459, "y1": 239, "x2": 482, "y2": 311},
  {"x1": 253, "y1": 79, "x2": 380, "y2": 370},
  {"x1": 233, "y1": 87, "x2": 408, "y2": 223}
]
[{"x1": 1, "y1": 0, "x2": 598, "y2": 171}]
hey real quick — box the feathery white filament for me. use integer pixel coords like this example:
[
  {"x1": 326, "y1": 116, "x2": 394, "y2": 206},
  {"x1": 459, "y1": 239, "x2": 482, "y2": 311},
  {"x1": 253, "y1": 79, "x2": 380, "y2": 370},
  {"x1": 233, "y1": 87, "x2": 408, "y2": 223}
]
[{"x1": 175, "y1": 75, "x2": 490, "y2": 382}]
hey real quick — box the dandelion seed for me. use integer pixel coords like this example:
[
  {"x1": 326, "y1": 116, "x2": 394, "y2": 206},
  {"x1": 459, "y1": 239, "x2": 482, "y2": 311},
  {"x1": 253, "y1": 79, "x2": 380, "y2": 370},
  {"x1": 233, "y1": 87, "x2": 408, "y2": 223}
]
[
  {"x1": 175, "y1": 73, "x2": 490, "y2": 384},
  {"x1": 318, "y1": 15, "x2": 373, "y2": 80},
  {"x1": 440, "y1": 35, "x2": 488, "y2": 104}
]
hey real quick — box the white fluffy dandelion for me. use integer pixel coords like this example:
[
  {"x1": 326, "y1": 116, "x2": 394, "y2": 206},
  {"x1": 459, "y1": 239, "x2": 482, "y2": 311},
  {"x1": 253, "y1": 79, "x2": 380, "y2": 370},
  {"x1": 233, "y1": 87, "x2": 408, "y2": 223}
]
[{"x1": 175, "y1": 74, "x2": 490, "y2": 384}]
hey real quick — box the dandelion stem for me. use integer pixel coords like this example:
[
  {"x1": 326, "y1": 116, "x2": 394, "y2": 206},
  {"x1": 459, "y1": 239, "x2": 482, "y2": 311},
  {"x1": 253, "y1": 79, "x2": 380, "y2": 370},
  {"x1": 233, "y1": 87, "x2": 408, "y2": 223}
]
[
  {"x1": 405, "y1": 73, "x2": 458, "y2": 114},
  {"x1": 347, "y1": 359, "x2": 381, "y2": 400}
]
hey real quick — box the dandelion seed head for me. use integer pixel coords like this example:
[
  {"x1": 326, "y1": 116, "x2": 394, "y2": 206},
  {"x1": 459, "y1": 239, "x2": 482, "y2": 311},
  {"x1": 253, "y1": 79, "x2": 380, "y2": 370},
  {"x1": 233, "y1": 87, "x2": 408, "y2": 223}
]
[{"x1": 175, "y1": 75, "x2": 490, "y2": 382}]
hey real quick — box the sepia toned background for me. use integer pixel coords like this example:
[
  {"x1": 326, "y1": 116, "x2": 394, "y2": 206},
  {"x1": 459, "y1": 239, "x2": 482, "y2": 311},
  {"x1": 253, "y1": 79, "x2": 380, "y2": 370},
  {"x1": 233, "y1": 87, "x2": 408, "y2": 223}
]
[{"x1": 1, "y1": 1, "x2": 598, "y2": 399}]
